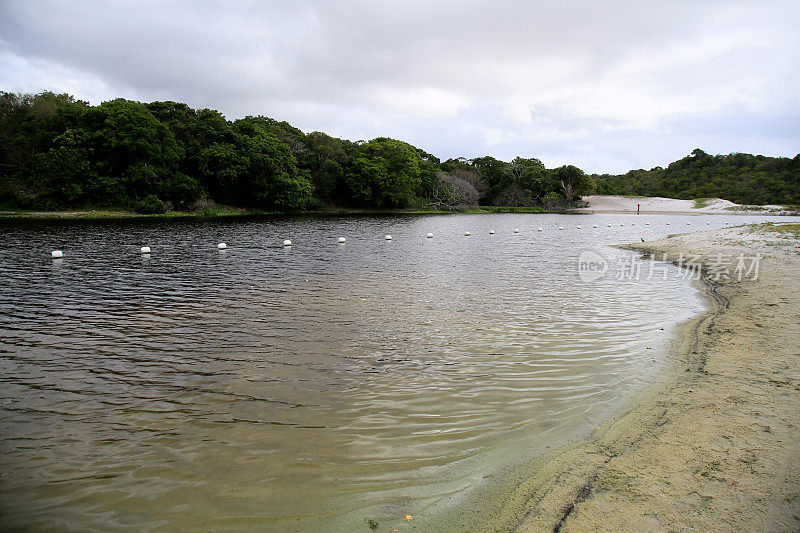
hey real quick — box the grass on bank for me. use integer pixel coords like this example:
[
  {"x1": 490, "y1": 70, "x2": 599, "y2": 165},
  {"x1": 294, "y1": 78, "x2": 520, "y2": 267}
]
[
  {"x1": 0, "y1": 204, "x2": 549, "y2": 220},
  {"x1": 754, "y1": 222, "x2": 800, "y2": 237},
  {"x1": 693, "y1": 198, "x2": 714, "y2": 209}
]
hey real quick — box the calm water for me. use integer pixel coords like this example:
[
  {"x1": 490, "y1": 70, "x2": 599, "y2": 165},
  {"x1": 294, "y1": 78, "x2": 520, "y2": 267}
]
[{"x1": 0, "y1": 213, "x2": 793, "y2": 531}]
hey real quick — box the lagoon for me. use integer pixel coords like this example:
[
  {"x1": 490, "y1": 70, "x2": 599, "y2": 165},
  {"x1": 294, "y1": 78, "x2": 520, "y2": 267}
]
[{"x1": 0, "y1": 213, "x2": 793, "y2": 531}]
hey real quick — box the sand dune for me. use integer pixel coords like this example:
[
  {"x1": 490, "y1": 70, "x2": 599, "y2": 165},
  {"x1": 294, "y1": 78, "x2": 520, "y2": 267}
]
[{"x1": 580, "y1": 195, "x2": 796, "y2": 215}]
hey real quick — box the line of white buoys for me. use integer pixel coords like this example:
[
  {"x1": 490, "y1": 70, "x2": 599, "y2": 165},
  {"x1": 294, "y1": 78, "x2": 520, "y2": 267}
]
[
  {"x1": 99, "y1": 217, "x2": 720, "y2": 258},
  {"x1": 51, "y1": 250, "x2": 63, "y2": 259}
]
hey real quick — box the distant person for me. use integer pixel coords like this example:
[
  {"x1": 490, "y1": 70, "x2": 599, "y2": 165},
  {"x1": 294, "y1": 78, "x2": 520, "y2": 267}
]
[{"x1": 637, "y1": 203, "x2": 640, "y2": 214}]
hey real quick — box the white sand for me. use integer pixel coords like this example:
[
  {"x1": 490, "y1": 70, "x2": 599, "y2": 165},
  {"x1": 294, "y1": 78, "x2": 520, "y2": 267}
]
[{"x1": 580, "y1": 195, "x2": 796, "y2": 215}]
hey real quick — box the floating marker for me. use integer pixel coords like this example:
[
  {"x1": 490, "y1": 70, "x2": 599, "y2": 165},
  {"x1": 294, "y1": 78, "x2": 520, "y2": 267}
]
[
  {"x1": 645, "y1": 222, "x2": 650, "y2": 225},
  {"x1": 558, "y1": 227, "x2": 564, "y2": 231},
  {"x1": 538, "y1": 227, "x2": 543, "y2": 232},
  {"x1": 426, "y1": 233, "x2": 434, "y2": 238},
  {"x1": 51, "y1": 250, "x2": 63, "y2": 259},
  {"x1": 513, "y1": 228, "x2": 520, "y2": 233},
  {"x1": 338, "y1": 237, "x2": 346, "y2": 243},
  {"x1": 140, "y1": 246, "x2": 151, "y2": 254},
  {"x1": 464, "y1": 231, "x2": 471, "y2": 236},
  {"x1": 283, "y1": 240, "x2": 292, "y2": 246},
  {"x1": 385, "y1": 235, "x2": 392, "y2": 240},
  {"x1": 707, "y1": 222, "x2": 711, "y2": 225},
  {"x1": 593, "y1": 224, "x2": 597, "y2": 228},
  {"x1": 607, "y1": 224, "x2": 612, "y2": 227},
  {"x1": 489, "y1": 230, "x2": 495, "y2": 234},
  {"x1": 666, "y1": 222, "x2": 670, "y2": 226},
  {"x1": 631, "y1": 223, "x2": 635, "y2": 226},
  {"x1": 217, "y1": 243, "x2": 227, "y2": 250},
  {"x1": 576, "y1": 225, "x2": 582, "y2": 229},
  {"x1": 686, "y1": 222, "x2": 691, "y2": 226}
]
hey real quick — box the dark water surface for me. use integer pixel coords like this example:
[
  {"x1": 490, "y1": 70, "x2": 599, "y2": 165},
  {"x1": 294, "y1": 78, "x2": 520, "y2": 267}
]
[{"x1": 0, "y1": 213, "x2": 791, "y2": 531}]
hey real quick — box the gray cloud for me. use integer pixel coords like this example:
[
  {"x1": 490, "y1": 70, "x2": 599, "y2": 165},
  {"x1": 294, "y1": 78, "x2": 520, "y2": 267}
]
[{"x1": 1, "y1": 0, "x2": 798, "y2": 173}]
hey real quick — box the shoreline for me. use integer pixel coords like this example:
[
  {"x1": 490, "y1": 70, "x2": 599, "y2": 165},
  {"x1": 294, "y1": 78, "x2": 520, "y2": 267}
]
[
  {"x1": 2, "y1": 196, "x2": 797, "y2": 220},
  {"x1": 0, "y1": 206, "x2": 549, "y2": 220},
  {"x1": 495, "y1": 224, "x2": 800, "y2": 531}
]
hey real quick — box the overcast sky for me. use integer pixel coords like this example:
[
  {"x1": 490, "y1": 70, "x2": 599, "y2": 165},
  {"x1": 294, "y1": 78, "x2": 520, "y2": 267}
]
[{"x1": 1, "y1": 0, "x2": 798, "y2": 173}]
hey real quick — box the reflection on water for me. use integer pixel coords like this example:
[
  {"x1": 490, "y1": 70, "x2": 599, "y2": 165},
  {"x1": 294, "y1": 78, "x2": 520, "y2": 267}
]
[{"x1": 0, "y1": 213, "x2": 790, "y2": 530}]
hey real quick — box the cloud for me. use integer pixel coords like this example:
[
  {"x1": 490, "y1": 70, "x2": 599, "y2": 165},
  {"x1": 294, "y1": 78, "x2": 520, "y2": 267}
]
[{"x1": 1, "y1": 0, "x2": 798, "y2": 173}]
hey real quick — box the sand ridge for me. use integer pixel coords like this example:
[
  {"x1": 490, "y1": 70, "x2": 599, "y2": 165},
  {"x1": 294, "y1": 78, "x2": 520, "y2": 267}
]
[{"x1": 502, "y1": 224, "x2": 800, "y2": 532}]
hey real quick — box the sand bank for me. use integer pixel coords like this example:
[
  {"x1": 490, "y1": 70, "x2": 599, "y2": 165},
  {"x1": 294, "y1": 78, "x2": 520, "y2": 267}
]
[
  {"x1": 501, "y1": 224, "x2": 800, "y2": 531},
  {"x1": 580, "y1": 195, "x2": 798, "y2": 215}
]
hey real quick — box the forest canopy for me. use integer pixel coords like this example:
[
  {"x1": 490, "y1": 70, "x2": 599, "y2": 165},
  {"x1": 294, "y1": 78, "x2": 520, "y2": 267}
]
[
  {"x1": 1, "y1": 92, "x2": 797, "y2": 212},
  {"x1": 594, "y1": 148, "x2": 800, "y2": 206}
]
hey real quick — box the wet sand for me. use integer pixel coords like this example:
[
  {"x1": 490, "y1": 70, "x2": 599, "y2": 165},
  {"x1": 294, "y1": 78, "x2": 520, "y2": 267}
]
[{"x1": 503, "y1": 224, "x2": 800, "y2": 531}]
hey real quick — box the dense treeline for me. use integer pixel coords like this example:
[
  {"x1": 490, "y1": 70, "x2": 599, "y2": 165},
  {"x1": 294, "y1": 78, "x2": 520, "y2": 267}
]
[
  {"x1": 3, "y1": 92, "x2": 797, "y2": 213},
  {"x1": 594, "y1": 148, "x2": 800, "y2": 205},
  {"x1": 0, "y1": 91, "x2": 593, "y2": 213}
]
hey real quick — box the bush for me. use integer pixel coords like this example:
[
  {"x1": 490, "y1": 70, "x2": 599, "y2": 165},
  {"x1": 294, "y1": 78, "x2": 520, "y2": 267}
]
[{"x1": 132, "y1": 194, "x2": 166, "y2": 214}]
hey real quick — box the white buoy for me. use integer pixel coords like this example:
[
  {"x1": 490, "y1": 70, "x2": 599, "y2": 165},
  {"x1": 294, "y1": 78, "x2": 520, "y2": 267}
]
[
  {"x1": 631, "y1": 223, "x2": 635, "y2": 226},
  {"x1": 283, "y1": 240, "x2": 292, "y2": 246},
  {"x1": 593, "y1": 224, "x2": 598, "y2": 228},
  {"x1": 385, "y1": 235, "x2": 392, "y2": 240},
  {"x1": 51, "y1": 250, "x2": 63, "y2": 259},
  {"x1": 464, "y1": 231, "x2": 471, "y2": 236},
  {"x1": 140, "y1": 246, "x2": 151, "y2": 254},
  {"x1": 645, "y1": 222, "x2": 650, "y2": 225},
  {"x1": 686, "y1": 222, "x2": 691, "y2": 226},
  {"x1": 607, "y1": 224, "x2": 612, "y2": 227},
  {"x1": 489, "y1": 230, "x2": 495, "y2": 234},
  {"x1": 666, "y1": 222, "x2": 670, "y2": 226},
  {"x1": 513, "y1": 228, "x2": 520, "y2": 233},
  {"x1": 338, "y1": 237, "x2": 346, "y2": 243},
  {"x1": 558, "y1": 227, "x2": 564, "y2": 231},
  {"x1": 217, "y1": 243, "x2": 227, "y2": 250},
  {"x1": 537, "y1": 227, "x2": 543, "y2": 232},
  {"x1": 576, "y1": 225, "x2": 582, "y2": 229},
  {"x1": 620, "y1": 223, "x2": 625, "y2": 226},
  {"x1": 707, "y1": 222, "x2": 711, "y2": 225},
  {"x1": 426, "y1": 233, "x2": 434, "y2": 238}
]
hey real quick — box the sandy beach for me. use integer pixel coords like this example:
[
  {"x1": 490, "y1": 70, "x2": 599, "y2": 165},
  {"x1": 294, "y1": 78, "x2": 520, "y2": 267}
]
[
  {"x1": 498, "y1": 223, "x2": 800, "y2": 531},
  {"x1": 580, "y1": 195, "x2": 798, "y2": 216}
]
